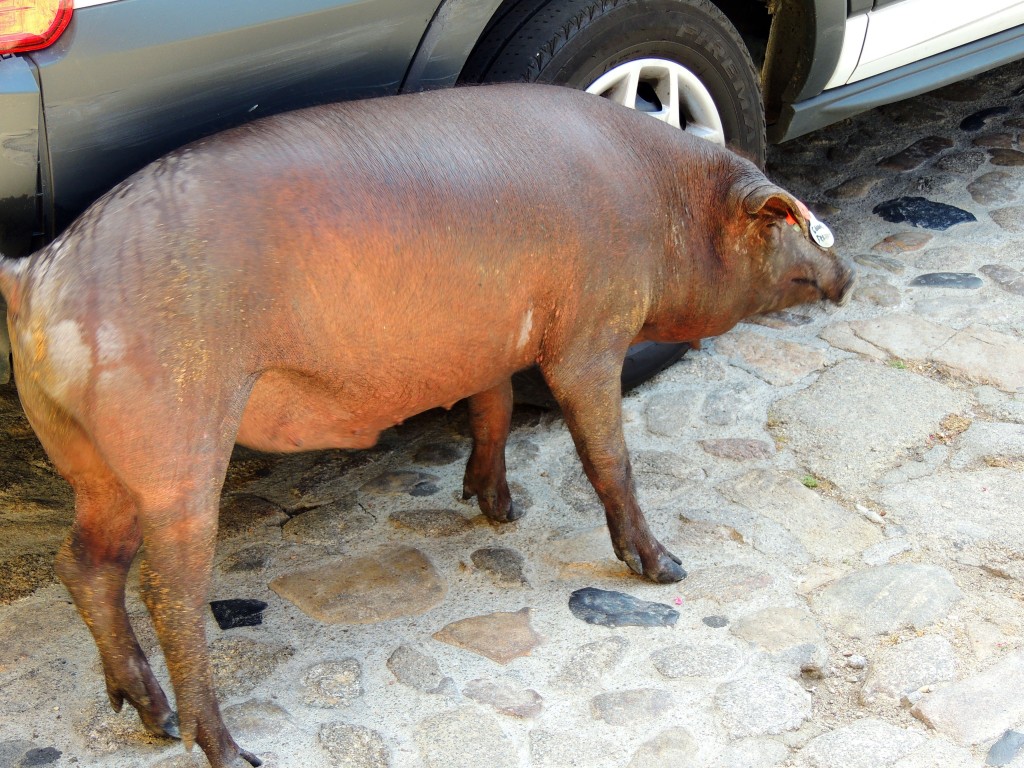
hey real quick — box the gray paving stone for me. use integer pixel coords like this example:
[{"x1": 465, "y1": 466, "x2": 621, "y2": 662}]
[
  {"x1": 388, "y1": 508, "x2": 472, "y2": 536},
  {"x1": 860, "y1": 634, "x2": 958, "y2": 704},
  {"x1": 702, "y1": 382, "x2": 765, "y2": 426},
  {"x1": 853, "y1": 274, "x2": 902, "y2": 306},
  {"x1": 713, "y1": 330, "x2": 827, "y2": 386},
  {"x1": 470, "y1": 547, "x2": 528, "y2": 585},
  {"x1": 281, "y1": 501, "x2": 376, "y2": 546},
  {"x1": 416, "y1": 707, "x2": 517, "y2": 768},
  {"x1": 553, "y1": 636, "x2": 629, "y2": 688},
  {"x1": 627, "y1": 728, "x2": 701, "y2": 768},
  {"x1": 876, "y1": 469, "x2": 1024, "y2": 553},
  {"x1": 651, "y1": 638, "x2": 746, "y2": 680},
  {"x1": 949, "y1": 421, "x2": 1024, "y2": 469},
  {"x1": 386, "y1": 645, "x2": 453, "y2": 695},
  {"x1": 770, "y1": 358, "x2": 968, "y2": 491},
  {"x1": 862, "y1": 537, "x2": 914, "y2": 565},
  {"x1": 891, "y1": 739, "x2": 977, "y2": 768},
  {"x1": 989, "y1": 205, "x2": 1024, "y2": 232},
  {"x1": 679, "y1": 564, "x2": 775, "y2": 604},
  {"x1": 801, "y1": 719, "x2": 927, "y2": 768},
  {"x1": 644, "y1": 391, "x2": 697, "y2": 436},
  {"x1": 319, "y1": 722, "x2": 390, "y2": 767},
  {"x1": 270, "y1": 547, "x2": 446, "y2": 623},
  {"x1": 706, "y1": 738, "x2": 790, "y2": 768},
  {"x1": 811, "y1": 564, "x2": 963, "y2": 638},
  {"x1": 698, "y1": 438, "x2": 775, "y2": 461},
  {"x1": 301, "y1": 658, "x2": 363, "y2": 708},
  {"x1": 730, "y1": 606, "x2": 829, "y2": 677},
  {"x1": 980, "y1": 264, "x2": 1024, "y2": 296},
  {"x1": 714, "y1": 666, "x2": 812, "y2": 737},
  {"x1": 222, "y1": 699, "x2": 301, "y2": 745},
  {"x1": 529, "y1": 729, "x2": 622, "y2": 768},
  {"x1": 912, "y1": 651, "x2": 1024, "y2": 744},
  {"x1": 591, "y1": 688, "x2": 674, "y2": 726},
  {"x1": 210, "y1": 637, "x2": 295, "y2": 698},
  {"x1": 719, "y1": 470, "x2": 881, "y2": 560},
  {"x1": 463, "y1": 678, "x2": 543, "y2": 718},
  {"x1": 968, "y1": 171, "x2": 1022, "y2": 205}
]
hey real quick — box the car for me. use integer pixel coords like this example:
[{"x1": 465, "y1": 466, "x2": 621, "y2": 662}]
[{"x1": 3, "y1": 0, "x2": 1024, "y2": 387}]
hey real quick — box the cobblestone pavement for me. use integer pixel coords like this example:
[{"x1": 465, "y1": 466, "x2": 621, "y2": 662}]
[{"x1": 3, "y1": 61, "x2": 1024, "y2": 768}]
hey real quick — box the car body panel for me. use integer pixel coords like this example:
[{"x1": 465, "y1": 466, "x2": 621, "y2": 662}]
[
  {"x1": 31, "y1": 0, "x2": 439, "y2": 235},
  {"x1": 827, "y1": 0, "x2": 1024, "y2": 86},
  {"x1": 775, "y1": 21, "x2": 1024, "y2": 141},
  {"x1": 0, "y1": 54, "x2": 41, "y2": 258},
  {"x1": 401, "y1": 0, "x2": 505, "y2": 91}
]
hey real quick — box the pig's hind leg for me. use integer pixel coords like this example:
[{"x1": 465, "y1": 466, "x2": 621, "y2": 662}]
[
  {"x1": 540, "y1": 353, "x2": 686, "y2": 584},
  {"x1": 18, "y1": 391, "x2": 179, "y2": 739},
  {"x1": 462, "y1": 380, "x2": 523, "y2": 522}
]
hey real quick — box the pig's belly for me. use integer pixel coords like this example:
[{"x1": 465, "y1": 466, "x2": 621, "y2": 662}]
[{"x1": 234, "y1": 367, "x2": 486, "y2": 453}]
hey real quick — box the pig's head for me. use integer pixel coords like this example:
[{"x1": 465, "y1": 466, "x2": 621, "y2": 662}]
[{"x1": 726, "y1": 177, "x2": 855, "y2": 317}]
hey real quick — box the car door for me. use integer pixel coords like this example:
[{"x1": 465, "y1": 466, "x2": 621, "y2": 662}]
[
  {"x1": 31, "y1": 0, "x2": 440, "y2": 233},
  {"x1": 828, "y1": 0, "x2": 1024, "y2": 87}
]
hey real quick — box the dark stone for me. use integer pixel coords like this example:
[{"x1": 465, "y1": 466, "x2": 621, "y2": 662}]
[
  {"x1": 877, "y1": 136, "x2": 953, "y2": 171},
  {"x1": 413, "y1": 443, "x2": 462, "y2": 466},
  {"x1": 987, "y1": 730, "x2": 1024, "y2": 766},
  {"x1": 568, "y1": 588, "x2": 679, "y2": 628},
  {"x1": 961, "y1": 106, "x2": 1011, "y2": 131},
  {"x1": 990, "y1": 148, "x2": 1024, "y2": 166},
  {"x1": 21, "y1": 748, "x2": 61, "y2": 766},
  {"x1": 703, "y1": 615, "x2": 729, "y2": 628},
  {"x1": 210, "y1": 598, "x2": 268, "y2": 630},
  {"x1": 471, "y1": 547, "x2": 528, "y2": 585},
  {"x1": 908, "y1": 273, "x2": 984, "y2": 289},
  {"x1": 873, "y1": 197, "x2": 977, "y2": 230}
]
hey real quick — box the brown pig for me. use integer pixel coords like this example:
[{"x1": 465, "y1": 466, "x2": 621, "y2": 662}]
[{"x1": 0, "y1": 83, "x2": 853, "y2": 766}]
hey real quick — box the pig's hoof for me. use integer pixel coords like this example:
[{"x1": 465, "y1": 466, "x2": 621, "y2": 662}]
[
  {"x1": 647, "y1": 554, "x2": 687, "y2": 584},
  {"x1": 464, "y1": 484, "x2": 524, "y2": 523},
  {"x1": 143, "y1": 711, "x2": 180, "y2": 740},
  {"x1": 485, "y1": 499, "x2": 525, "y2": 523},
  {"x1": 622, "y1": 548, "x2": 687, "y2": 583}
]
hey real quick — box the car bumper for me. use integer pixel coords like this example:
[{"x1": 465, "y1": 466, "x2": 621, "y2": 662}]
[{"x1": 0, "y1": 55, "x2": 42, "y2": 259}]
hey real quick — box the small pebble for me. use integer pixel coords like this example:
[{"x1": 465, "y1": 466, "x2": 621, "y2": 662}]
[{"x1": 703, "y1": 615, "x2": 728, "y2": 628}]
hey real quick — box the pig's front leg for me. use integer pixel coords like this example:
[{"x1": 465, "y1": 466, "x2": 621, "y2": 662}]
[
  {"x1": 541, "y1": 356, "x2": 686, "y2": 584},
  {"x1": 462, "y1": 380, "x2": 523, "y2": 522}
]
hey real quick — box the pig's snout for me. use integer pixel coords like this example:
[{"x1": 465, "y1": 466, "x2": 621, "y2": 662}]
[{"x1": 827, "y1": 254, "x2": 857, "y2": 306}]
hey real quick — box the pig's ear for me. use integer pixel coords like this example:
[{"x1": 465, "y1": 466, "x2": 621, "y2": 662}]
[
  {"x1": 741, "y1": 185, "x2": 810, "y2": 224},
  {"x1": 739, "y1": 183, "x2": 836, "y2": 249}
]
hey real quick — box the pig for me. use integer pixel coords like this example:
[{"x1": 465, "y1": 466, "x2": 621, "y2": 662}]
[{"x1": 0, "y1": 83, "x2": 853, "y2": 767}]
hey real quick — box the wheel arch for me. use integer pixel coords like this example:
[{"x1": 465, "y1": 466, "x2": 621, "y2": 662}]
[
  {"x1": 400, "y1": 0, "x2": 507, "y2": 92},
  {"x1": 761, "y1": 0, "x2": 846, "y2": 134},
  {"x1": 405, "y1": 0, "x2": 848, "y2": 134}
]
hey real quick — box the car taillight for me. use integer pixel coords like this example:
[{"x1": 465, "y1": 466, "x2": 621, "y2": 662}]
[{"x1": 0, "y1": 0, "x2": 73, "y2": 54}]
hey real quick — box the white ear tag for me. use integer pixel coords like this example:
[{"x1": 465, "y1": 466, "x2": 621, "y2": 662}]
[{"x1": 807, "y1": 212, "x2": 834, "y2": 249}]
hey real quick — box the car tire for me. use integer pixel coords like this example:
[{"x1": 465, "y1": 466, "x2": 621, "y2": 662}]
[{"x1": 462, "y1": 0, "x2": 764, "y2": 393}]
